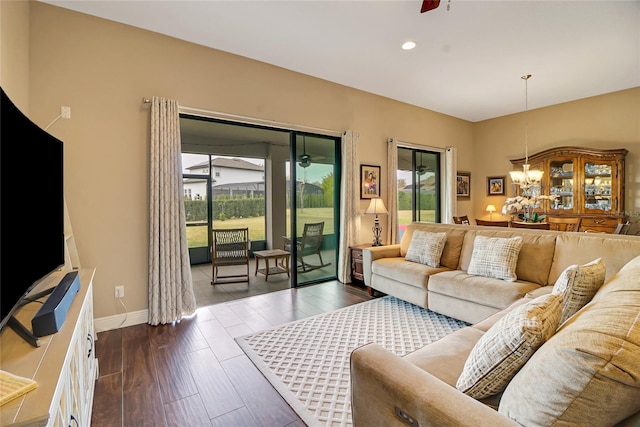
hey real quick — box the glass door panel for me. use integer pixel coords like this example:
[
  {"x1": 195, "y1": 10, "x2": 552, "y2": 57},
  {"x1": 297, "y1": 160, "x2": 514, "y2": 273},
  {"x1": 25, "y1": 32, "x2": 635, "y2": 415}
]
[
  {"x1": 396, "y1": 147, "x2": 441, "y2": 236},
  {"x1": 584, "y1": 161, "x2": 613, "y2": 212},
  {"x1": 549, "y1": 159, "x2": 574, "y2": 211},
  {"x1": 290, "y1": 134, "x2": 338, "y2": 286},
  {"x1": 182, "y1": 172, "x2": 211, "y2": 265},
  {"x1": 414, "y1": 151, "x2": 440, "y2": 223}
]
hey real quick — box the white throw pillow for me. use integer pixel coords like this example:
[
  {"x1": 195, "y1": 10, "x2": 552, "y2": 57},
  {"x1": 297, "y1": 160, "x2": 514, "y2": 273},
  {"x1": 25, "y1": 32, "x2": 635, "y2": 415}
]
[
  {"x1": 456, "y1": 293, "x2": 563, "y2": 399},
  {"x1": 405, "y1": 230, "x2": 447, "y2": 268},
  {"x1": 467, "y1": 235, "x2": 523, "y2": 282},
  {"x1": 552, "y1": 258, "x2": 606, "y2": 325}
]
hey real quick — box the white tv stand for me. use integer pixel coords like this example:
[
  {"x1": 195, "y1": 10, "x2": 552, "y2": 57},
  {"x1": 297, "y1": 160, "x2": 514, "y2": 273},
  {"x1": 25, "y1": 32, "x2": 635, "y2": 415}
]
[{"x1": 0, "y1": 269, "x2": 98, "y2": 426}]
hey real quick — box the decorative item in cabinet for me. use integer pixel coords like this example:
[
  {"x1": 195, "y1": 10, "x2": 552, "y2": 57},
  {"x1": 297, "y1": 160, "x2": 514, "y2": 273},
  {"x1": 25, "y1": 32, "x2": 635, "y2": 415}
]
[
  {"x1": 583, "y1": 161, "x2": 614, "y2": 212},
  {"x1": 549, "y1": 159, "x2": 575, "y2": 211},
  {"x1": 511, "y1": 146, "x2": 627, "y2": 233}
]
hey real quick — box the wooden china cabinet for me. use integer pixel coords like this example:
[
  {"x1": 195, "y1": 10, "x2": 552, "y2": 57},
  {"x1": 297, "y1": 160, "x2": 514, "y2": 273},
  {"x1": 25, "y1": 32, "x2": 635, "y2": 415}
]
[{"x1": 510, "y1": 146, "x2": 627, "y2": 233}]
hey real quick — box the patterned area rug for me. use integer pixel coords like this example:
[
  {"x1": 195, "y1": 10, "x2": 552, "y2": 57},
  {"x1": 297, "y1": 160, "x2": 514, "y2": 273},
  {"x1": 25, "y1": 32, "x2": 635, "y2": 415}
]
[{"x1": 236, "y1": 296, "x2": 468, "y2": 427}]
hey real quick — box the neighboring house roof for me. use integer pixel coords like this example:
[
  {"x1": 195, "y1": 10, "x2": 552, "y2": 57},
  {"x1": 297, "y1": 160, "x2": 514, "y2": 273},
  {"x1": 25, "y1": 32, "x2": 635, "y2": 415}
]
[
  {"x1": 187, "y1": 157, "x2": 264, "y2": 172},
  {"x1": 213, "y1": 181, "x2": 264, "y2": 191},
  {"x1": 183, "y1": 177, "x2": 216, "y2": 184}
]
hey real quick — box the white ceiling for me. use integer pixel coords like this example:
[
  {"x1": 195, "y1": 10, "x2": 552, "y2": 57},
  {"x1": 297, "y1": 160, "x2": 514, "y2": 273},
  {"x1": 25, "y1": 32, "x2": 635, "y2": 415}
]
[{"x1": 41, "y1": 0, "x2": 640, "y2": 122}]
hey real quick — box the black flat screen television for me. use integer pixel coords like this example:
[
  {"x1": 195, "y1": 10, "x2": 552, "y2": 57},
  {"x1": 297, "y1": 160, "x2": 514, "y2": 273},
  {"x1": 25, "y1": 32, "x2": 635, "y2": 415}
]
[{"x1": 0, "y1": 87, "x2": 65, "y2": 333}]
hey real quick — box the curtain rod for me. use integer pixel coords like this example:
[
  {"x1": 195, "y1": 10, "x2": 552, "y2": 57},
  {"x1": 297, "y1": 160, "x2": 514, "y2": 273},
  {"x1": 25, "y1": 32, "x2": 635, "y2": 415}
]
[{"x1": 142, "y1": 97, "x2": 341, "y2": 136}]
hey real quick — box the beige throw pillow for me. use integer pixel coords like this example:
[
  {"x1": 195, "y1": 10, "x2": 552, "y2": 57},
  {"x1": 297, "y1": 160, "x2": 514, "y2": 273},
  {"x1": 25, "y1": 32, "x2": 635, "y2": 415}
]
[
  {"x1": 405, "y1": 230, "x2": 447, "y2": 268},
  {"x1": 456, "y1": 293, "x2": 563, "y2": 399},
  {"x1": 467, "y1": 235, "x2": 522, "y2": 282},
  {"x1": 552, "y1": 258, "x2": 606, "y2": 325}
]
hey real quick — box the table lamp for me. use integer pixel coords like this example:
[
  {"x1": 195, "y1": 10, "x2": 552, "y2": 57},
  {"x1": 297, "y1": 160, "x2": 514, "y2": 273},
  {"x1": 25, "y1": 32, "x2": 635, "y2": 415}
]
[
  {"x1": 365, "y1": 198, "x2": 388, "y2": 246},
  {"x1": 486, "y1": 204, "x2": 496, "y2": 221}
]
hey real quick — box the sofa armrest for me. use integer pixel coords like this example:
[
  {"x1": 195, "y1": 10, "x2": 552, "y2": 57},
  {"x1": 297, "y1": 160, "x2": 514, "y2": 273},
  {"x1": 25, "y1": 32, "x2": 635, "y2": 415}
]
[
  {"x1": 362, "y1": 244, "x2": 401, "y2": 286},
  {"x1": 350, "y1": 343, "x2": 518, "y2": 427}
]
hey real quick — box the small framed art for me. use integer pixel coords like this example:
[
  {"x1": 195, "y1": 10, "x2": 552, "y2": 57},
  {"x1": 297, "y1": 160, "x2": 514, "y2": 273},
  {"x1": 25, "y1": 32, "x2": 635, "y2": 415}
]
[
  {"x1": 456, "y1": 171, "x2": 470, "y2": 199},
  {"x1": 487, "y1": 176, "x2": 506, "y2": 196},
  {"x1": 360, "y1": 164, "x2": 381, "y2": 199}
]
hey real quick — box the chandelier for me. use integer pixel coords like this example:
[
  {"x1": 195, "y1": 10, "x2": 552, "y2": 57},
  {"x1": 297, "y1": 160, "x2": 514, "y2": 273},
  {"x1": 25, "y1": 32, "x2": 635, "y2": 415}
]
[{"x1": 509, "y1": 74, "x2": 543, "y2": 196}]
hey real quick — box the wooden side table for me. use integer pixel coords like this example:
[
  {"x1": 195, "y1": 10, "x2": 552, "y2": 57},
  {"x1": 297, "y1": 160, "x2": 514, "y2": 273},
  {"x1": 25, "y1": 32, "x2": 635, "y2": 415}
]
[
  {"x1": 254, "y1": 249, "x2": 290, "y2": 281},
  {"x1": 350, "y1": 244, "x2": 372, "y2": 294}
]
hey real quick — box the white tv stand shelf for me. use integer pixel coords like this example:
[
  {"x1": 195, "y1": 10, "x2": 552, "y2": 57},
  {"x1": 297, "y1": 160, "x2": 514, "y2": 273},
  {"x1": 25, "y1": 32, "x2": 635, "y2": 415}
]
[{"x1": 0, "y1": 269, "x2": 98, "y2": 427}]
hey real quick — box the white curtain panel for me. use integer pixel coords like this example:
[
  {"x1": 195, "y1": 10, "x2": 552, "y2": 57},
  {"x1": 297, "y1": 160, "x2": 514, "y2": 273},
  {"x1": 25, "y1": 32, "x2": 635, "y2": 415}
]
[
  {"x1": 337, "y1": 130, "x2": 360, "y2": 283},
  {"x1": 444, "y1": 147, "x2": 457, "y2": 224},
  {"x1": 148, "y1": 96, "x2": 197, "y2": 325},
  {"x1": 387, "y1": 138, "x2": 399, "y2": 244}
]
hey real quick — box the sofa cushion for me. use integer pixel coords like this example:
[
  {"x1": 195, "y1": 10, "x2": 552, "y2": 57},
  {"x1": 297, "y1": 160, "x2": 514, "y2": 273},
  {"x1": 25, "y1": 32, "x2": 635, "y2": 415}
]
[
  {"x1": 467, "y1": 235, "x2": 523, "y2": 282},
  {"x1": 404, "y1": 326, "x2": 482, "y2": 387},
  {"x1": 456, "y1": 293, "x2": 562, "y2": 399},
  {"x1": 405, "y1": 230, "x2": 447, "y2": 268},
  {"x1": 552, "y1": 257, "x2": 606, "y2": 325},
  {"x1": 371, "y1": 257, "x2": 448, "y2": 290},
  {"x1": 499, "y1": 254, "x2": 640, "y2": 426},
  {"x1": 428, "y1": 270, "x2": 540, "y2": 310}
]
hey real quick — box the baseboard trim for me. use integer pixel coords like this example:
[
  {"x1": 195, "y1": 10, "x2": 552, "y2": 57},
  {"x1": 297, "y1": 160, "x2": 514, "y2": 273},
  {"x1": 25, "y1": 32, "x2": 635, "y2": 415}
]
[{"x1": 94, "y1": 309, "x2": 148, "y2": 332}]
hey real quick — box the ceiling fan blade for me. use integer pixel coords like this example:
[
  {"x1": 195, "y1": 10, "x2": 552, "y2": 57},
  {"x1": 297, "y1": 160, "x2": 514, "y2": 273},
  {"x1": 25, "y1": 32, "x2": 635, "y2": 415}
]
[{"x1": 421, "y1": 0, "x2": 440, "y2": 13}]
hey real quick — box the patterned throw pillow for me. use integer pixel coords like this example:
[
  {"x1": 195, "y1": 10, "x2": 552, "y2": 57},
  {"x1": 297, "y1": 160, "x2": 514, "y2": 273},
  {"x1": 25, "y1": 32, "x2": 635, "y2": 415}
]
[
  {"x1": 467, "y1": 235, "x2": 523, "y2": 282},
  {"x1": 552, "y1": 258, "x2": 606, "y2": 325},
  {"x1": 405, "y1": 230, "x2": 448, "y2": 268},
  {"x1": 456, "y1": 293, "x2": 563, "y2": 399}
]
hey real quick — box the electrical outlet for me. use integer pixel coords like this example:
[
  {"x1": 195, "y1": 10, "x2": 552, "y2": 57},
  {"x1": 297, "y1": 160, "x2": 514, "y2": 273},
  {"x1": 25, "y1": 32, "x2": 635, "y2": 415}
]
[
  {"x1": 61, "y1": 106, "x2": 71, "y2": 119},
  {"x1": 115, "y1": 286, "x2": 124, "y2": 299}
]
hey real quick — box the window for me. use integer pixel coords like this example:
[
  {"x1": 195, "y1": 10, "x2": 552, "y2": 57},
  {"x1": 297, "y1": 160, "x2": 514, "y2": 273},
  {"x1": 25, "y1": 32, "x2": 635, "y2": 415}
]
[{"x1": 397, "y1": 147, "x2": 441, "y2": 238}]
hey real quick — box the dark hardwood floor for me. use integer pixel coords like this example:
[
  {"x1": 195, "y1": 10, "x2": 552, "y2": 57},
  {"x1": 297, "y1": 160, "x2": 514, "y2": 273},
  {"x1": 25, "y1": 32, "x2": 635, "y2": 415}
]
[{"x1": 91, "y1": 280, "x2": 373, "y2": 427}]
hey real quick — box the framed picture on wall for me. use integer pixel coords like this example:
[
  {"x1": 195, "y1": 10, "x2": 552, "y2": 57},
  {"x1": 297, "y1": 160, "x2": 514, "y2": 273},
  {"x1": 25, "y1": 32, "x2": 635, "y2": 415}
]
[
  {"x1": 487, "y1": 176, "x2": 506, "y2": 196},
  {"x1": 360, "y1": 164, "x2": 381, "y2": 199},
  {"x1": 456, "y1": 171, "x2": 471, "y2": 199}
]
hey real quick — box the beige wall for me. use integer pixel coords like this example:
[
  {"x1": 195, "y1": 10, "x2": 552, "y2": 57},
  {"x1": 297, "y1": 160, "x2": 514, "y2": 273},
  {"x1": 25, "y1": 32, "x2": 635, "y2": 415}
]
[
  {"x1": 0, "y1": 0, "x2": 30, "y2": 111},
  {"x1": 3, "y1": 2, "x2": 474, "y2": 319},
  {"x1": 473, "y1": 88, "x2": 640, "y2": 221}
]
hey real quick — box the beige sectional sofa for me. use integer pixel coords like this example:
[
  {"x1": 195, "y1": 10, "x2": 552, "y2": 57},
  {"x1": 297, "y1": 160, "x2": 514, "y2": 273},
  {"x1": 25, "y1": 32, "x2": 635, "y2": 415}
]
[
  {"x1": 352, "y1": 222, "x2": 640, "y2": 426},
  {"x1": 363, "y1": 222, "x2": 640, "y2": 324}
]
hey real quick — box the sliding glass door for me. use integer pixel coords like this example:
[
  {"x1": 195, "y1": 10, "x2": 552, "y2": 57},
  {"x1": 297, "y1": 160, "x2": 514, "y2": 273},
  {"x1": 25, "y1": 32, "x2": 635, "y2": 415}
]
[
  {"x1": 181, "y1": 152, "x2": 267, "y2": 264},
  {"x1": 180, "y1": 115, "x2": 341, "y2": 289},
  {"x1": 288, "y1": 133, "x2": 340, "y2": 287}
]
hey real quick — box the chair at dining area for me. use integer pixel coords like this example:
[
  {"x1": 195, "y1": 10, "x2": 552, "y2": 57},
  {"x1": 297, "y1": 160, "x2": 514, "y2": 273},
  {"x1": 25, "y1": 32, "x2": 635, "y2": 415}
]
[
  {"x1": 453, "y1": 215, "x2": 470, "y2": 225},
  {"x1": 475, "y1": 219, "x2": 510, "y2": 227},
  {"x1": 547, "y1": 216, "x2": 582, "y2": 232},
  {"x1": 510, "y1": 221, "x2": 551, "y2": 230}
]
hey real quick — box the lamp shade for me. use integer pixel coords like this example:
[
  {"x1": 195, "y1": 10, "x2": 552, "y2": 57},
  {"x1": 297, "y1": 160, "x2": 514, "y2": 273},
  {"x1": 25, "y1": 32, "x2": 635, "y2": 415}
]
[
  {"x1": 365, "y1": 198, "x2": 388, "y2": 215},
  {"x1": 486, "y1": 205, "x2": 496, "y2": 213}
]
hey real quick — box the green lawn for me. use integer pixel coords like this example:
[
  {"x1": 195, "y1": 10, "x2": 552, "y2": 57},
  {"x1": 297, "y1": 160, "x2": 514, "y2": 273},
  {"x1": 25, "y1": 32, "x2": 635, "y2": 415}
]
[
  {"x1": 187, "y1": 207, "x2": 335, "y2": 247},
  {"x1": 187, "y1": 208, "x2": 433, "y2": 248}
]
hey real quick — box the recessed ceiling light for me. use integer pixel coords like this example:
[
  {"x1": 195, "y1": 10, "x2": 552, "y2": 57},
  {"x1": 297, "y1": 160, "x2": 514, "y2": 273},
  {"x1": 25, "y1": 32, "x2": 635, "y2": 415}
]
[{"x1": 402, "y1": 41, "x2": 416, "y2": 50}]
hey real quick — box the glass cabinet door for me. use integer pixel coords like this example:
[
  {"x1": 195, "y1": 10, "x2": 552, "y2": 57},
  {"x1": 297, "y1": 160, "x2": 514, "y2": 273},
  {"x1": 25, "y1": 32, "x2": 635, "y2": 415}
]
[
  {"x1": 583, "y1": 161, "x2": 613, "y2": 212},
  {"x1": 549, "y1": 159, "x2": 575, "y2": 211}
]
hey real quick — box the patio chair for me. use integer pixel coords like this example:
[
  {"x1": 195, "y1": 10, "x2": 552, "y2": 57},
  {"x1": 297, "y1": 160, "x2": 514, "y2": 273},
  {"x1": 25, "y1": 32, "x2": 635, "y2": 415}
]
[
  {"x1": 453, "y1": 215, "x2": 470, "y2": 225},
  {"x1": 547, "y1": 216, "x2": 582, "y2": 232},
  {"x1": 283, "y1": 222, "x2": 330, "y2": 272},
  {"x1": 211, "y1": 227, "x2": 250, "y2": 285}
]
